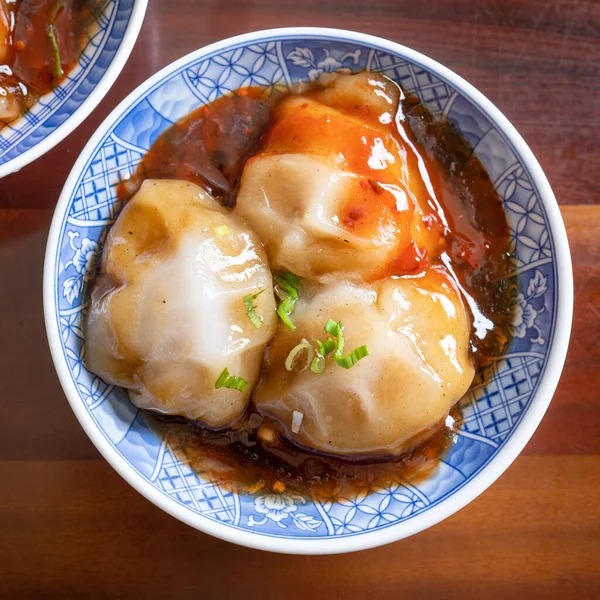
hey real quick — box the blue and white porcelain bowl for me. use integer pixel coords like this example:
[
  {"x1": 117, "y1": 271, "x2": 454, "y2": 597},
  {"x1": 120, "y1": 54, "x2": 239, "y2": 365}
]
[
  {"x1": 43, "y1": 28, "x2": 573, "y2": 554},
  {"x1": 0, "y1": 0, "x2": 147, "y2": 178}
]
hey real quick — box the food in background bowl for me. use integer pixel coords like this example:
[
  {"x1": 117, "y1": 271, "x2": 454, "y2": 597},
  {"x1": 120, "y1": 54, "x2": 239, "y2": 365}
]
[
  {"x1": 84, "y1": 71, "x2": 512, "y2": 495},
  {"x1": 1, "y1": 0, "x2": 95, "y2": 122},
  {"x1": 45, "y1": 29, "x2": 572, "y2": 554},
  {"x1": 0, "y1": 0, "x2": 147, "y2": 177}
]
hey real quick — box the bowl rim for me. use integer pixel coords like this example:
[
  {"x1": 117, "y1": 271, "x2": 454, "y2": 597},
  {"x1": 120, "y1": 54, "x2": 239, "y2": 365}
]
[
  {"x1": 0, "y1": 0, "x2": 148, "y2": 179},
  {"x1": 43, "y1": 26, "x2": 574, "y2": 555}
]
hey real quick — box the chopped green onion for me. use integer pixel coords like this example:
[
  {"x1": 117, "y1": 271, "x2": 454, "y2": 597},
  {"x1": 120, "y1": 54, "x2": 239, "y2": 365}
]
[
  {"x1": 324, "y1": 319, "x2": 345, "y2": 358},
  {"x1": 274, "y1": 271, "x2": 302, "y2": 330},
  {"x1": 285, "y1": 338, "x2": 314, "y2": 373},
  {"x1": 214, "y1": 225, "x2": 229, "y2": 236},
  {"x1": 215, "y1": 372, "x2": 247, "y2": 391},
  {"x1": 243, "y1": 289, "x2": 264, "y2": 328},
  {"x1": 323, "y1": 318, "x2": 369, "y2": 369},
  {"x1": 274, "y1": 271, "x2": 301, "y2": 295},
  {"x1": 47, "y1": 25, "x2": 62, "y2": 80},
  {"x1": 316, "y1": 338, "x2": 336, "y2": 356},
  {"x1": 47, "y1": 1, "x2": 65, "y2": 81},
  {"x1": 324, "y1": 318, "x2": 339, "y2": 336},
  {"x1": 277, "y1": 296, "x2": 296, "y2": 330},
  {"x1": 310, "y1": 353, "x2": 326, "y2": 374},
  {"x1": 225, "y1": 377, "x2": 248, "y2": 391},
  {"x1": 215, "y1": 367, "x2": 248, "y2": 392},
  {"x1": 284, "y1": 271, "x2": 301, "y2": 291},
  {"x1": 284, "y1": 315, "x2": 369, "y2": 375},
  {"x1": 215, "y1": 368, "x2": 229, "y2": 388},
  {"x1": 310, "y1": 337, "x2": 336, "y2": 374},
  {"x1": 334, "y1": 333, "x2": 345, "y2": 358},
  {"x1": 335, "y1": 345, "x2": 369, "y2": 369}
]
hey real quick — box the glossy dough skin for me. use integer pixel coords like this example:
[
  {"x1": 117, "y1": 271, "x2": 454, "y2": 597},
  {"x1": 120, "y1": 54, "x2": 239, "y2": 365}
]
[
  {"x1": 253, "y1": 269, "x2": 474, "y2": 456},
  {"x1": 236, "y1": 72, "x2": 445, "y2": 281},
  {"x1": 84, "y1": 179, "x2": 277, "y2": 428}
]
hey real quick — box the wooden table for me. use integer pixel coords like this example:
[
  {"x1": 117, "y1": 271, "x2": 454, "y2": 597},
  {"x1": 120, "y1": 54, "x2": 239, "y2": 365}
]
[{"x1": 2, "y1": 0, "x2": 599, "y2": 597}]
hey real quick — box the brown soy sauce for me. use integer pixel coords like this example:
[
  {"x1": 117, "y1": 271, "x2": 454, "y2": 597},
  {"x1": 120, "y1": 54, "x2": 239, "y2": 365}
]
[
  {"x1": 120, "y1": 74, "x2": 512, "y2": 498},
  {"x1": 0, "y1": 0, "x2": 96, "y2": 121},
  {"x1": 149, "y1": 410, "x2": 459, "y2": 499},
  {"x1": 117, "y1": 87, "x2": 277, "y2": 207}
]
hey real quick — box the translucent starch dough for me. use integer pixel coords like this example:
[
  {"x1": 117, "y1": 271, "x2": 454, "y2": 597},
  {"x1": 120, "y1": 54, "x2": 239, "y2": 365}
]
[
  {"x1": 253, "y1": 269, "x2": 474, "y2": 456},
  {"x1": 85, "y1": 179, "x2": 277, "y2": 428},
  {"x1": 84, "y1": 73, "x2": 479, "y2": 460},
  {"x1": 236, "y1": 72, "x2": 445, "y2": 282}
]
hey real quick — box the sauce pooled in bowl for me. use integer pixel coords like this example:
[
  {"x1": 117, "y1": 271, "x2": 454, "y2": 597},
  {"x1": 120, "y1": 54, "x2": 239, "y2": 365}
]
[{"x1": 86, "y1": 72, "x2": 512, "y2": 499}]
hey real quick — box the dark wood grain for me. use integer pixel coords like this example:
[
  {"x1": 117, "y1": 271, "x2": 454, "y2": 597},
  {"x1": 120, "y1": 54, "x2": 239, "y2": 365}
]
[
  {"x1": 2, "y1": 457, "x2": 599, "y2": 597},
  {"x1": 0, "y1": 1, "x2": 599, "y2": 597}
]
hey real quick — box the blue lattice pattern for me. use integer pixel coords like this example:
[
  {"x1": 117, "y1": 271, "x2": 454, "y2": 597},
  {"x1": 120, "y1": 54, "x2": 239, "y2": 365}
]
[
  {"x1": 371, "y1": 51, "x2": 453, "y2": 116},
  {"x1": 185, "y1": 43, "x2": 287, "y2": 103},
  {"x1": 155, "y1": 448, "x2": 239, "y2": 524},
  {"x1": 458, "y1": 356, "x2": 542, "y2": 443},
  {"x1": 50, "y1": 34, "x2": 559, "y2": 540},
  {"x1": 69, "y1": 135, "x2": 143, "y2": 223},
  {"x1": 323, "y1": 483, "x2": 430, "y2": 535}
]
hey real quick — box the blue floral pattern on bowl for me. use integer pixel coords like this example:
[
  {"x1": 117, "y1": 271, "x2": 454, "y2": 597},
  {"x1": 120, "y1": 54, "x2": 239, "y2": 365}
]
[
  {"x1": 0, "y1": 0, "x2": 140, "y2": 176},
  {"x1": 47, "y1": 32, "x2": 563, "y2": 545}
]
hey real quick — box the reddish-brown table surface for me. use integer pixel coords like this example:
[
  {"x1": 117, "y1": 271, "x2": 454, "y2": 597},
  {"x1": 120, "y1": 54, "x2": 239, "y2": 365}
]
[{"x1": 1, "y1": 1, "x2": 599, "y2": 597}]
